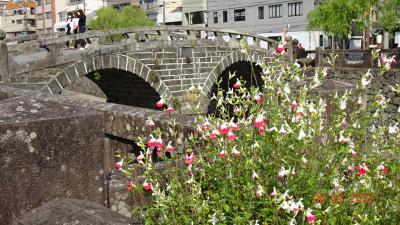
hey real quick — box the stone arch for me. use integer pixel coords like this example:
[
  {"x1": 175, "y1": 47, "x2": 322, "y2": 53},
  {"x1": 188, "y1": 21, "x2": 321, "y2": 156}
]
[
  {"x1": 41, "y1": 53, "x2": 173, "y2": 104},
  {"x1": 200, "y1": 50, "x2": 267, "y2": 98}
]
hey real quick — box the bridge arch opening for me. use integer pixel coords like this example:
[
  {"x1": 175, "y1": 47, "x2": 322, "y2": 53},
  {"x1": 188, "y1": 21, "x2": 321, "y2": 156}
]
[
  {"x1": 207, "y1": 61, "x2": 263, "y2": 117},
  {"x1": 73, "y1": 68, "x2": 162, "y2": 109}
]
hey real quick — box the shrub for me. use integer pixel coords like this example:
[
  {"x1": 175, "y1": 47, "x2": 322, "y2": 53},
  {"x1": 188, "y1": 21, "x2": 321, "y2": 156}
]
[{"x1": 116, "y1": 46, "x2": 400, "y2": 224}]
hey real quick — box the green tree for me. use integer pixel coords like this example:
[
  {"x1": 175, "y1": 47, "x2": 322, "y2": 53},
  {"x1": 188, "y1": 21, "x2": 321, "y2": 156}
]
[
  {"x1": 89, "y1": 6, "x2": 155, "y2": 30},
  {"x1": 379, "y1": 0, "x2": 400, "y2": 34},
  {"x1": 307, "y1": 0, "x2": 377, "y2": 49}
]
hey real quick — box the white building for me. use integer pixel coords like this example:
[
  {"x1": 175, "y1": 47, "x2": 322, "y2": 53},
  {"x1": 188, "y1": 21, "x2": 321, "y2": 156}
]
[
  {"x1": 207, "y1": 0, "x2": 331, "y2": 50},
  {"x1": 157, "y1": 0, "x2": 182, "y2": 25}
]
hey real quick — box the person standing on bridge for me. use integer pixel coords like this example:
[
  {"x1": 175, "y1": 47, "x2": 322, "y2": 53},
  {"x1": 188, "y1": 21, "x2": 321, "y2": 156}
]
[
  {"x1": 64, "y1": 13, "x2": 73, "y2": 49},
  {"x1": 71, "y1": 12, "x2": 80, "y2": 49},
  {"x1": 77, "y1": 9, "x2": 87, "y2": 50}
]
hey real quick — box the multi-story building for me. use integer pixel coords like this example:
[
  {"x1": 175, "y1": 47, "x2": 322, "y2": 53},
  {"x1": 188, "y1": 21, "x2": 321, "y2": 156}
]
[
  {"x1": 182, "y1": 0, "x2": 206, "y2": 27},
  {"x1": 139, "y1": 0, "x2": 158, "y2": 21},
  {"x1": 0, "y1": 0, "x2": 8, "y2": 29},
  {"x1": 35, "y1": 0, "x2": 67, "y2": 33},
  {"x1": 207, "y1": 0, "x2": 328, "y2": 50},
  {"x1": 1, "y1": 0, "x2": 36, "y2": 37},
  {"x1": 157, "y1": 0, "x2": 182, "y2": 25}
]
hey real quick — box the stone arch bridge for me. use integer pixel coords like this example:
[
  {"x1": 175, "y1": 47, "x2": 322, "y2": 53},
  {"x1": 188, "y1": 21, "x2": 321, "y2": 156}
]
[{"x1": 0, "y1": 26, "x2": 278, "y2": 111}]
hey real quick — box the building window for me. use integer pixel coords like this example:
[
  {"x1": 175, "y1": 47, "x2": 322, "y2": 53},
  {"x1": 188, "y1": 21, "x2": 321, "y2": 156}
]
[
  {"x1": 37, "y1": 13, "x2": 42, "y2": 20},
  {"x1": 12, "y1": 20, "x2": 15, "y2": 23},
  {"x1": 213, "y1": 12, "x2": 218, "y2": 24},
  {"x1": 36, "y1": 0, "x2": 42, "y2": 6},
  {"x1": 258, "y1": 6, "x2": 264, "y2": 19},
  {"x1": 45, "y1": 0, "x2": 51, "y2": 4},
  {"x1": 45, "y1": 11, "x2": 51, "y2": 19},
  {"x1": 269, "y1": 4, "x2": 282, "y2": 18},
  {"x1": 233, "y1": 8, "x2": 245, "y2": 22},
  {"x1": 16, "y1": 20, "x2": 23, "y2": 24},
  {"x1": 288, "y1": 2, "x2": 302, "y2": 17},
  {"x1": 319, "y1": 35, "x2": 323, "y2": 47},
  {"x1": 223, "y1": 11, "x2": 227, "y2": 23},
  {"x1": 190, "y1": 11, "x2": 204, "y2": 25}
]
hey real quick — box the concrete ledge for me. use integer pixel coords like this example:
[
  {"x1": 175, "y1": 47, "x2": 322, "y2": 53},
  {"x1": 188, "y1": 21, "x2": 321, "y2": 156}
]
[{"x1": 13, "y1": 198, "x2": 139, "y2": 225}]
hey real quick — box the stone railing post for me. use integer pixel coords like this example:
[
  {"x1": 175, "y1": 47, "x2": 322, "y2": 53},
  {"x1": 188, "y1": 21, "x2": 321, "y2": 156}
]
[
  {"x1": 314, "y1": 47, "x2": 322, "y2": 67},
  {"x1": 0, "y1": 29, "x2": 8, "y2": 83}
]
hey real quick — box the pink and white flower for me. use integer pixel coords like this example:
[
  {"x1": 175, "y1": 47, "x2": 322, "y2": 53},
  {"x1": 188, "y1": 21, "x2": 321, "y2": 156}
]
[
  {"x1": 166, "y1": 142, "x2": 174, "y2": 153},
  {"x1": 232, "y1": 147, "x2": 241, "y2": 157},
  {"x1": 290, "y1": 100, "x2": 298, "y2": 109},
  {"x1": 227, "y1": 131, "x2": 236, "y2": 141},
  {"x1": 146, "y1": 118, "x2": 155, "y2": 128},
  {"x1": 254, "y1": 112, "x2": 265, "y2": 128},
  {"x1": 276, "y1": 44, "x2": 285, "y2": 53},
  {"x1": 209, "y1": 130, "x2": 219, "y2": 139},
  {"x1": 219, "y1": 122, "x2": 230, "y2": 134},
  {"x1": 233, "y1": 80, "x2": 241, "y2": 89},
  {"x1": 269, "y1": 187, "x2": 277, "y2": 197},
  {"x1": 143, "y1": 180, "x2": 152, "y2": 191},
  {"x1": 255, "y1": 93, "x2": 263, "y2": 103},
  {"x1": 338, "y1": 133, "x2": 350, "y2": 144},
  {"x1": 155, "y1": 136, "x2": 164, "y2": 148},
  {"x1": 219, "y1": 149, "x2": 227, "y2": 158},
  {"x1": 358, "y1": 164, "x2": 367, "y2": 176},
  {"x1": 279, "y1": 125, "x2": 288, "y2": 135},
  {"x1": 230, "y1": 122, "x2": 239, "y2": 131},
  {"x1": 136, "y1": 152, "x2": 145, "y2": 164},
  {"x1": 256, "y1": 185, "x2": 263, "y2": 197},
  {"x1": 114, "y1": 160, "x2": 123, "y2": 169},
  {"x1": 184, "y1": 153, "x2": 196, "y2": 165},
  {"x1": 147, "y1": 135, "x2": 157, "y2": 147},
  {"x1": 165, "y1": 107, "x2": 174, "y2": 113},
  {"x1": 127, "y1": 181, "x2": 134, "y2": 191},
  {"x1": 155, "y1": 99, "x2": 164, "y2": 108},
  {"x1": 306, "y1": 208, "x2": 316, "y2": 224}
]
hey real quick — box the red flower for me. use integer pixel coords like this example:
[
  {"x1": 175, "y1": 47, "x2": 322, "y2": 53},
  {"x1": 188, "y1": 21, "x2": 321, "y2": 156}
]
[
  {"x1": 127, "y1": 182, "x2": 134, "y2": 191},
  {"x1": 143, "y1": 181, "x2": 152, "y2": 191},
  {"x1": 290, "y1": 100, "x2": 298, "y2": 109},
  {"x1": 358, "y1": 167, "x2": 366, "y2": 176},
  {"x1": 271, "y1": 52, "x2": 277, "y2": 57},
  {"x1": 383, "y1": 167, "x2": 389, "y2": 174},
  {"x1": 114, "y1": 160, "x2": 123, "y2": 169},
  {"x1": 276, "y1": 44, "x2": 285, "y2": 53}
]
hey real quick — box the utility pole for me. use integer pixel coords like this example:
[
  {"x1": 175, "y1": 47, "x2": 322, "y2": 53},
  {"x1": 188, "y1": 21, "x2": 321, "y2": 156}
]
[{"x1": 163, "y1": 0, "x2": 165, "y2": 25}]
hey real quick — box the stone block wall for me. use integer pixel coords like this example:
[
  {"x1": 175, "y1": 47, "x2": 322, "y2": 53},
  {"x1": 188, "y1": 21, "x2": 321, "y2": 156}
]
[
  {"x1": 317, "y1": 68, "x2": 400, "y2": 124},
  {"x1": 0, "y1": 95, "x2": 105, "y2": 224}
]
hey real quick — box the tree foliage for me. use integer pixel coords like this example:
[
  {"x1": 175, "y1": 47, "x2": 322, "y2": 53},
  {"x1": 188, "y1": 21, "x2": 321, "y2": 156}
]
[
  {"x1": 307, "y1": 0, "x2": 373, "y2": 40},
  {"x1": 89, "y1": 6, "x2": 155, "y2": 30},
  {"x1": 379, "y1": 0, "x2": 400, "y2": 34}
]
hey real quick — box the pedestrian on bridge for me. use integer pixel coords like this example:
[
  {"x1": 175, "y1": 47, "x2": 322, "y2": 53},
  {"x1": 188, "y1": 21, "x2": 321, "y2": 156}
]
[{"x1": 77, "y1": 9, "x2": 87, "y2": 50}]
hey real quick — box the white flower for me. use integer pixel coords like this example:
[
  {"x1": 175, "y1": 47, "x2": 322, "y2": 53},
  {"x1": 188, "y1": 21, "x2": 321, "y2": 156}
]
[
  {"x1": 278, "y1": 167, "x2": 290, "y2": 177},
  {"x1": 388, "y1": 124, "x2": 399, "y2": 134},
  {"x1": 361, "y1": 70, "x2": 372, "y2": 88},
  {"x1": 284, "y1": 83, "x2": 291, "y2": 94},
  {"x1": 302, "y1": 155, "x2": 308, "y2": 164},
  {"x1": 340, "y1": 99, "x2": 347, "y2": 110},
  {"x1": 298, "y1": 128, "x2": 306, "y2": 140}
]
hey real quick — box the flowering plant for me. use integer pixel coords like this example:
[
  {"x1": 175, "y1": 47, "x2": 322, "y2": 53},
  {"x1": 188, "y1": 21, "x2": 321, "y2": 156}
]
[{"x1": 115, "y1": 45, "x2": 399, "y2": 224}]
